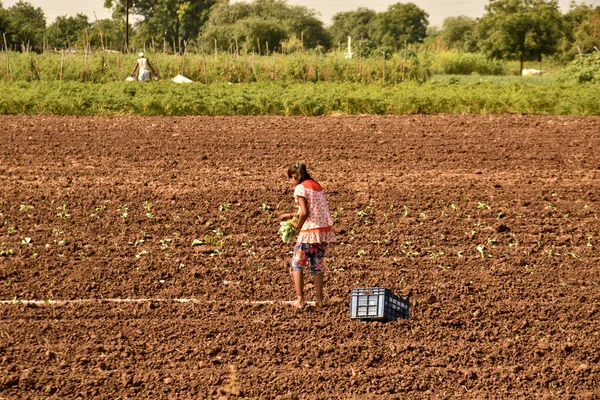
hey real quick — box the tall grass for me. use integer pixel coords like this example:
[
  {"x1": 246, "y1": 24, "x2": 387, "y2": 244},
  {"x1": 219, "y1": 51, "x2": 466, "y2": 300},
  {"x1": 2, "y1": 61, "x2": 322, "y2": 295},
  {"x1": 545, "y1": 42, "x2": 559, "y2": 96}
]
[
  {"x1": 0, "y1": 80, "x2": 598, "y2": 116},
  {"x1": 430, "y1": 51, "x2": 506, "y2": 76},
  {"x1": 0, "y1": 50, "x2": 432, "y2": 84}
]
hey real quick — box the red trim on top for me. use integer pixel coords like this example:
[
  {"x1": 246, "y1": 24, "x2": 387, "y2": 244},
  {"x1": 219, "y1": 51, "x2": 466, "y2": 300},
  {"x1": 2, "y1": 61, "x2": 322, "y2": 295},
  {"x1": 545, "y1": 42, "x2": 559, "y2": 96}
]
[{"x1": 301, "y1": 179, "x2": 323, "y2": 192}]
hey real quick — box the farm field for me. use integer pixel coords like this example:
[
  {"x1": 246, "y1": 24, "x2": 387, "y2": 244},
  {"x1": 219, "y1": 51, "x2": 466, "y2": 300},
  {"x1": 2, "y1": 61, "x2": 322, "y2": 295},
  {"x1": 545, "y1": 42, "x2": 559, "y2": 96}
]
[{"x1": 1, "y1": 114, "x2": 599, "y2": 399}]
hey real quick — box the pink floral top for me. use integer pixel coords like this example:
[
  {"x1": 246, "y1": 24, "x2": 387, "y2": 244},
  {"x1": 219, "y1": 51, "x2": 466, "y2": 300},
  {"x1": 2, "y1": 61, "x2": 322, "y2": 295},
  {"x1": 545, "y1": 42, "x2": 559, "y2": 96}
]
[{"x1": 294, "y1": 180, "x2": 336, "y2": 244}]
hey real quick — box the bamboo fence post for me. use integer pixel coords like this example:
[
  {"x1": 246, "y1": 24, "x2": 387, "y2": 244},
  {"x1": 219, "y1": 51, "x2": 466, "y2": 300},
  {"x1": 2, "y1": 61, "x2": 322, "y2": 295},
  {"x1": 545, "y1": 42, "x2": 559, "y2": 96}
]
[
  {"x1": 84, "y1": 28, "x2": 90, "y2": 82},
  {"x1": 402, "y1": 39, "x2": 407, "y2": 82},
  {"x1": 3, "y1": 33, "x2": 11, "y2": 80},
  {"x1": 59, "y1": 50, "x2": 64, "y2": 81},
  {"x1": 315, "y1": 42, "x2": 319, "y2": 82},
  {"x1": 382, "y1": 48, "x2": 386, "y2": 83},
  {"x1": 358, "y1": 39, "x2": 362, "y2": 78},
  {"x1": 203, "y1": 52, "x2": 208, "y2": 84},
  {"x1": 257, "y1": 38, "x2": 261, "y2": 56}
]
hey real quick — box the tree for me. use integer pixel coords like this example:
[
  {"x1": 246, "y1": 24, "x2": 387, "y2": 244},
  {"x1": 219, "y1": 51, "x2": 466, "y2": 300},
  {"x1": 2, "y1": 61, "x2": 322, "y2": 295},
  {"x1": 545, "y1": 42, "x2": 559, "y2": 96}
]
[
  {"x1": 475, "y1": 0, "x2": 563, "y2": 73},
  {"x1": 199, "y1": 0, "x2": 330, "y2": 52},
  {"x1": 88, "y1": 18, "x2": 126, "y2": 50},
  {"x1": 5, "y1": 1, "x2": 45, "y2": 51},
  {"x1": 46, "y1": 14, "x2": 91, "y2": 50},
  {"x1": 0, "y1": 2, "x2": 8, "y2": 38},
  {"x1": 328, "y1": 8, "x2": 376, "y2": 47},
  {"x1": 104, "y1": 0, "x2": 216, "y2": 51},
  {"x1": 562, "y1": 3, "x2": 600, "y2": 56},
  {"x1": 370, "y1": 2, "x2": 428, "y2": 51},
  {"x1": 441, "y1": 16, "x2": 478, "y2": 52}
]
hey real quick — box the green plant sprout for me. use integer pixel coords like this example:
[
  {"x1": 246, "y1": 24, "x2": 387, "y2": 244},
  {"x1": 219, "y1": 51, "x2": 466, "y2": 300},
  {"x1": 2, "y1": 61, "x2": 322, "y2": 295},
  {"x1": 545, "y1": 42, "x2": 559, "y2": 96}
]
[
  {"x1": 19, "y1": 204, "x2": 34, "y2": 212},
  {"x1": 7, "y1": 226, "x2": 16, "y2": 235},
  {"x1": 118, "y1": 205, "x2": 129, "y2": 219},
  {"x1": 564, "y1": 247, "x2": 578, "y2": 259},
  {"x1": 402, "y1": 205, "x2": 410, "y2": 217},
  {"x1": 191, "y1": 239, "x2": 203, "y2": 247},
  {"x1": 477, "y1": 202, "x2": 491, "y2": 210},
  {"x1": 0, "y1": 248, "x2": 15, "y2": 256},
  {"x1": 476, "y1": 244, "x2": 485, "y2": 259},
  {"x1": 508, "y1": 234, "x2": 521, "y2": 247},
  {"x1": 160, "y1": 238, "x2": 172, "y2": 249},
  {"x1": 135, "y1": 250, "x2": 149, "y2": 259},
  {"x1": 261, "y1": 203, "x2": 271, "y2": 211},
  {"x1": 357, "y1": 249, "x2": 367, "y2": 257},
  {"x1": 219, "y1": 203, "x2": 232, "y2": 211},
  {"x1": 204, "y1": 233, "x2": 226, "y2": 247}
]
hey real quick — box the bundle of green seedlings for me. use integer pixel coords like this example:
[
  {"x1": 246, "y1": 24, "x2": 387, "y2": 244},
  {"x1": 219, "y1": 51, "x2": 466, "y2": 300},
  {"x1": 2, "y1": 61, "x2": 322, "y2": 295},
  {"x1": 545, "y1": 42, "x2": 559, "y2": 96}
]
[{"x1": 278, "y1": 219, "x2": 297, "y2": 243}]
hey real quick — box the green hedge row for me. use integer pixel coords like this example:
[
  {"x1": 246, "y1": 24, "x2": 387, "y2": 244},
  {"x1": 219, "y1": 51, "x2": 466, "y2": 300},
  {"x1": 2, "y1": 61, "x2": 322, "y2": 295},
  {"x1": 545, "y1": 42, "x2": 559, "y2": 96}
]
[{"x1": 0, "y1": 80, "x2": 598, "y2": 116}]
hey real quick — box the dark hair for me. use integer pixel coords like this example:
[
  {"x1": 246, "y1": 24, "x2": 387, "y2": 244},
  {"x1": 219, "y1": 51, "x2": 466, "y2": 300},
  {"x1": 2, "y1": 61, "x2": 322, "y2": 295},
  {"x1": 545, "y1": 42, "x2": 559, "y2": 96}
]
[{"x1": 287, "y1": 162, "x2": 312, "y2": 183}]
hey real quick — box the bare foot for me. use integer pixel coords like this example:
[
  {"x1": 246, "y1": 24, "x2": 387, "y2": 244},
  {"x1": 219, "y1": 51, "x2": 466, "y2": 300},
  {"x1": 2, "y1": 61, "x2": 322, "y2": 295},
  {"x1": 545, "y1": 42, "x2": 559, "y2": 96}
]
[{"x1": 289, "y1": 299, "x2": 305, "y2": 309}]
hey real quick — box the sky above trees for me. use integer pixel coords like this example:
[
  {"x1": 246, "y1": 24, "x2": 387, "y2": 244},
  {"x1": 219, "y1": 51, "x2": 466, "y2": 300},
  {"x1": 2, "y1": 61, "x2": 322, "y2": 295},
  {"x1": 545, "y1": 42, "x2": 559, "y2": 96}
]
[{"x1": 2, "y1": 0, "x2": 595, "y2": 26}]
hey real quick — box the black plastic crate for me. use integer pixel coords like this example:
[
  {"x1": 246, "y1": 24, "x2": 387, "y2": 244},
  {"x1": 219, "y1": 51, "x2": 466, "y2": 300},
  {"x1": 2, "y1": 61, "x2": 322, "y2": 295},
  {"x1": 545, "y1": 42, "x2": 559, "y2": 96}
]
[{"x1": 350, "y1": 288, "x2": 410, "y2": 322}]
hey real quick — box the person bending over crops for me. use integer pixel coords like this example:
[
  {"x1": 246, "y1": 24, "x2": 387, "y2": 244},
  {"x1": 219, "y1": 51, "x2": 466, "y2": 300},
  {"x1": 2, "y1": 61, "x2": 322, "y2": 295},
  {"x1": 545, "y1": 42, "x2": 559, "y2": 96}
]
[
  {"x1": 131, "y1": 52, "x2": 156, "y2": 82},
  {"x1": 280, "y1": 162, "x2": 336, "y2": 309}
]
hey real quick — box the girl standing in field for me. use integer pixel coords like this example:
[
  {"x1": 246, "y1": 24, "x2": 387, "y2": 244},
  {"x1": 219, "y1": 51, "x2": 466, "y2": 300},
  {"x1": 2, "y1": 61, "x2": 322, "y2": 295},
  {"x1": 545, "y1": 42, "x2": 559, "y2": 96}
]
[{"x1": 282, "y1": 162, "x2": 336, "y2": 309}]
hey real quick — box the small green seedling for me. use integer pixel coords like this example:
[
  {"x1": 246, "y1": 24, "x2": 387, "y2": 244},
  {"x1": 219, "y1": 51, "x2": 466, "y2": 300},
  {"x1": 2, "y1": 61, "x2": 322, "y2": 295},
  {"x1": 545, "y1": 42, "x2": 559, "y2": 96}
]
[
  {"x1": 135, "y1": 250, "x2": 149, "y2": 259},
  {"x1": 476, "y1": 244, "x2": 485, "y2": 259},
  {"x1": 219, "y1": 203, "x2": 232, "y2": 212},
  {"x1": 477, "y1": 202, "x2": 491, "y2": 210}
]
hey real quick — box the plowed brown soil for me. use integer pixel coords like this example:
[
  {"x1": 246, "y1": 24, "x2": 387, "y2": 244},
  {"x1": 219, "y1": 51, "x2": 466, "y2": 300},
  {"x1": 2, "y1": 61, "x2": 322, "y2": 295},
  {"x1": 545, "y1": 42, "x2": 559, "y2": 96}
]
[{"x1": 1, "y1": 115, "x2": 599, "y2": 399}]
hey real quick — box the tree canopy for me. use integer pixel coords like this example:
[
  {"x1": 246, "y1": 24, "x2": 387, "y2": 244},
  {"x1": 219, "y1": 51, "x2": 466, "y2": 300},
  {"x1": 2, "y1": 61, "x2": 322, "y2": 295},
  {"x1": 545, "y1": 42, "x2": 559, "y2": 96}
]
[
  {"x1": 562, "y1": 3, "x2": 600, "y2": 56},
  {"x1": 104, "y1": 0, "x2": 216, "y2": 50},
  {"x1": 199, "y1": 0, "x2": 330, "y2": 52},
  {"x1": 328, "y1": 7, "x2": 376, "y2": 47},
  {"x1": 370, "y1": 2, "x2": 429, "y2": 50},
  {"x1": 475, "y1": 0, "x2": 563, "y2": 72},
  {"x1": 46, "y1": 14, "x2": 90, "y2": 49},
  {"x1": 440, "y1": 16, "x2": 478, "y2": 52},
  {"x1": 3, "y1": 0, "x2": 45, "y2": 50}
]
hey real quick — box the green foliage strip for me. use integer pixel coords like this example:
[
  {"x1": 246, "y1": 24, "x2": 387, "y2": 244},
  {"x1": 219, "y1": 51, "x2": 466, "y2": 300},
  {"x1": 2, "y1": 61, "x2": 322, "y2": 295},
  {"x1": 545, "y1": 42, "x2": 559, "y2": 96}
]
[{"x1": 0, "y1": 80, "x2": 598, "y2": 116}]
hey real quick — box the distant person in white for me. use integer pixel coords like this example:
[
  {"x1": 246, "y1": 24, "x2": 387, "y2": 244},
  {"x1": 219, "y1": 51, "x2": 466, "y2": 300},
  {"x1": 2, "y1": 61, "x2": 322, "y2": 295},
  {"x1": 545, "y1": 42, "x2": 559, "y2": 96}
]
[{"x1": 131, "y1": 52, "x2": 155, "y2": 82}]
